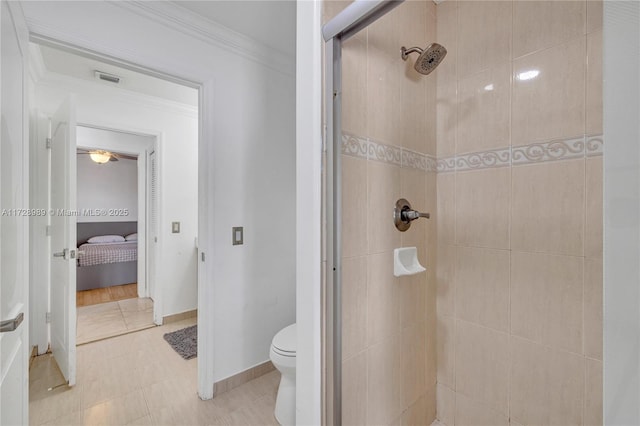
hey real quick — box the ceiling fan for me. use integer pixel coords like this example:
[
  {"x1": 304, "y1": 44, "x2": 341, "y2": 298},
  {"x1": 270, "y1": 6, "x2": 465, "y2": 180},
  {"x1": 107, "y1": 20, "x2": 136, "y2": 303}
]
[{"x1": 77, "y1": 148, "x2": 137, "y2": 164}]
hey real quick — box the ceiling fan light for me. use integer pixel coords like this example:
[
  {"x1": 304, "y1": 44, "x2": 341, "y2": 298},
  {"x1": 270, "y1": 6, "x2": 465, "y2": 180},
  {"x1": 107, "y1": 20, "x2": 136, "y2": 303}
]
[{"x1": 89, "y1": 151, "x2": 111, "y2": 164}]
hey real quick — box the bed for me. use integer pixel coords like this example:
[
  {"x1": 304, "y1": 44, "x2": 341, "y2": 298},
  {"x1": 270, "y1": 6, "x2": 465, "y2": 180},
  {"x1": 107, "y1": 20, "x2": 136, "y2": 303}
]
[{"x1": 76, "y1": 221, "x2": 138, "y2": 291}]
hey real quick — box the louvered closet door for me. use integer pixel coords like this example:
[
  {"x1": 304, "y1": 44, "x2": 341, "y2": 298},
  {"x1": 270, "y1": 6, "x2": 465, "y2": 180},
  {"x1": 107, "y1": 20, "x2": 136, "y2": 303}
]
[{"x1": 147, "y1": 150, "x2": 157, "y2": 301}]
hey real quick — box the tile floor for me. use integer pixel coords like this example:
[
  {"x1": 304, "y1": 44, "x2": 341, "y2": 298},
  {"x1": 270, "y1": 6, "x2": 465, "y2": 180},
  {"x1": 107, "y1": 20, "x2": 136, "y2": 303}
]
[
  {"x1": 77, "y1": 298, "x2": 154, "y2": 345},
  {"x1": 30, "y1": 317, "x2": 280, "y2": 426}
]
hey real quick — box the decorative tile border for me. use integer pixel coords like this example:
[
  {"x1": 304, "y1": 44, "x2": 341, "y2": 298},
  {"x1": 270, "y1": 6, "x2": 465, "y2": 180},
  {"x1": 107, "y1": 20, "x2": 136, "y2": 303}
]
[
  {"x1": 438, "y1": 134, "x2": 604, "y2": 173},
  {"x1": 341, "y1": 133, "x2": 437, "y2": 172},
  {"x1": 456, "y1": 147, "x2": 511, "y2": 171},
  {"x1": 341, "y1": 133, "x2": 603, "y2": 174},
  {"x1": 586, "y1": 134, "x2": 604, "y2": 157},
  {"x1": 512, "y1": 136, "x2": 585, "y2": 165}
]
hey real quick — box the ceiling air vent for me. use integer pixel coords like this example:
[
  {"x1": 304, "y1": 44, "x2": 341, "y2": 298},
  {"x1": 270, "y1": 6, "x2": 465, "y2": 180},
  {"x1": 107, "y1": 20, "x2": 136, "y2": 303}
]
[{"x1": 94, "y1": 70, "x2": 121, "y2": 84}]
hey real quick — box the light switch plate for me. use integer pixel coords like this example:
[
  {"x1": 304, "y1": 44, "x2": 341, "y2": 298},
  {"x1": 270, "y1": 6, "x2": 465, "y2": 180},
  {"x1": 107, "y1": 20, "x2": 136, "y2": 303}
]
[
  {"x1": 232, "y1": 227, "x2": 243, "y2": 245},
  {"x1": 172, "y1": 222, "x2": 180, "y2": 233}
]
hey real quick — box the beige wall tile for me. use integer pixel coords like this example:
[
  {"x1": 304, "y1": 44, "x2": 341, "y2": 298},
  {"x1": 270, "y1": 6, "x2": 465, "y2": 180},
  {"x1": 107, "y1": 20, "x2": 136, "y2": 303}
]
[
  {"x1": 437, "y1": 81, "x2": 458, "y2": 158},
  {"x1": 436, "y1": 244, "x2": 456, "y2": 317},
  {"x1": 587, "y1": 0, "x2": 603, "y2": 34},
  {"x1": 368, "y1": 160, "x2": 401, "y2": 254},
  {"x1": 457, "y1": 62, "x2": 511, "y2": 154},
  {"x1": 401, "y1": 272, "x2": 427, "y2": 328},
  {"x1": 584, "y1": 258, "x2": 603, "y2": 361},
  {"x1": 342, "y1": 37, "x2": 368, "y2": 137},
  {"x1": 435, "y1": 0, "x2": 458, "y2": 86},
  {"x1": 436, "y1": 316, "x2": 455, "y2": 389},
  {"x1": 512, "y1": 38, "x2": 586, "y2": 146},
  {"x1": 455, "y1": 168, "x2": 510, "y2": 249},
  {"x1": 455, "y1": 320, "x2": 509, "y2": 415},
  {"x1": 402, "y1": 393, "x2": 433, "y2": 426},
  {"x1": 401, "y1": 168, "x2": 428, "y2": 259},
  {"x1": 511, "y1": 160, "x2": 585, "y2": 256},
  {"x1": 401, "y1": 73, "x2": 429, "y2": 153},
  {"x1": 455, "y1": 247, "x2": 509, "y2": 332},
  {"x1": 437, "y1": 172, "x2": 455, "y2": 246},
  {"x1": 343, "y1": 351, "x2": 367, "y2": 426},
  {"x1": 368, "y1": 251, "x2": 400, "y2": 346},
  {"x1": 513, "y1": 1, "x2": 586, "y2": 59},
  {"x1": 367, "y1": 46, "x2": 404, "y2": 146},
  {"x1": 454, "y1": 393, "x2": 509, "y2": 426},
  {"x1": 436, "y1": 384, "x2": 455, "y2": 426},
  {"x1": 425, "y1": 67, "x2": 438, "y2": 157},
  {"x1": 368, "y1": 3, "x2": 399, "y2": 60},
  {"x1": 342, "y1": 256, "x2": 368, "y2": 360},
  {"x1": 585, "y1": 358, "x2": 603, "y2": 426},
  {"x1": 587, "y1": 30, "x2": 603, "y2": 136},
  {"x1": 367, "y1": 336, "x2": 403, "y2": 425},
  {"x1": 322, "y1": 0, "x2": 352, "y2": 25},
  {"x1": 402, "y1": 322, "x2": 428, "y2": 409},
  {"x1": 457, "y1": 1, "x2": 511, "y2": 79},
  {"x1": 511, "y1": 251, "x2": 583, "y2": 354},
  {"x1": 510, "y1": 337, "x2": 584, "y2": 426},
  {"x1": 586, "y1": 157, "x2": 603, "y2": 258},
  {"x1": 342, "y1": 155, "x2": 368, "y2": 258}
]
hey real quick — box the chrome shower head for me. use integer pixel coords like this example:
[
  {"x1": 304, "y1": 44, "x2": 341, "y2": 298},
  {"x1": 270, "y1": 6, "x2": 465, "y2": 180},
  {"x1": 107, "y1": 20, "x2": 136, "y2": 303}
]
[{"x1": 401, "y1": 43, "x2": 447, "y2": 75}]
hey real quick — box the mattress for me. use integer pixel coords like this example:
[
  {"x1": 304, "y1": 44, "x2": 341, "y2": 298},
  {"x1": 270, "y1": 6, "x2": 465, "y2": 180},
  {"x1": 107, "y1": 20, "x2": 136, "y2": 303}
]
[{"x1": 78, "y1": 241, "x2": 138, "y2": 267}]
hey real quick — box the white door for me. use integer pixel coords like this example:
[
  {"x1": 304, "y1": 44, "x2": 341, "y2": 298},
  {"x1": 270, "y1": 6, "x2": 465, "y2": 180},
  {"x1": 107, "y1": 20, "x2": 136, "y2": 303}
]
[
  {"x1": 49, "y1": 96, "x2": 77, "y2": 386},
  {"x1": 0, "y1": 1, "x2": 30, "y2": 424},
  {"x1": 147, "y1": 150, "x2": 159, "y2": 322}
]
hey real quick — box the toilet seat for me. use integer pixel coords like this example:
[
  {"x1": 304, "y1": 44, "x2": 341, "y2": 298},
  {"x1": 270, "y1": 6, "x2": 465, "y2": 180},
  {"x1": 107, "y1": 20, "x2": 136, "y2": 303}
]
[{"x1": 271, "y1": 324, "x2": 296, "y2": 356}]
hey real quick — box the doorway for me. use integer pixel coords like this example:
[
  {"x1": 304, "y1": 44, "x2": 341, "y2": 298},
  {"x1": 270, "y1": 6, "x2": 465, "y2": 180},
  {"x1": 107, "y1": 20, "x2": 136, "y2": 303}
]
[
  {"x1": 28, "y1": 40, "x2": 199, "y2": 392},
  {"x1": 75, "y1": 127, "x2": 156, "y2": 344}
]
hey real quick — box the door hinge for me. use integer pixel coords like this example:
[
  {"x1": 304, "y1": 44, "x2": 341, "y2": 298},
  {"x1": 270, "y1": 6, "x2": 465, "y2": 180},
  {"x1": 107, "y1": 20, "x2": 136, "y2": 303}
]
[
  {"x1": 45, "y1": 138, "x2": 52, "y2": 149},
  {"x1": 45, "y1": 225, "x2": 51, "y2": 236},
  {"x1": 45, "y1": 312, "x2": 51, "y2": 324}
]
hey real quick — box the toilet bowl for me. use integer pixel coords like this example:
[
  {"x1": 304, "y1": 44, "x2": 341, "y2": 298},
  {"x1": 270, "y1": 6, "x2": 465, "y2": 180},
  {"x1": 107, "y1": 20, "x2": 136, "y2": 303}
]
[{"x1": 270, "y1": 323, "x2": 296, "y2": 426}]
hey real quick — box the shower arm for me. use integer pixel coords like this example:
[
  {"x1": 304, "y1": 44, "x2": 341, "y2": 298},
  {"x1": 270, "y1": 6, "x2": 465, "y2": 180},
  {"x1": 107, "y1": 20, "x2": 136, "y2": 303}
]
[{"x1": 401, "y1": 46, "x2": 423, "y2": 60}]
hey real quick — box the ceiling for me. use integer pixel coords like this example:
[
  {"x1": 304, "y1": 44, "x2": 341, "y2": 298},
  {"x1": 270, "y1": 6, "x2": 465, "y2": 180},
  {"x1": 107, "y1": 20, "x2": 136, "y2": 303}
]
[
  {"x1": 34, "y1": 44, "x2": 199, "y2": 106},
  {"x1": 174, "y1": 0, "x2": 297, "y2": 55}
]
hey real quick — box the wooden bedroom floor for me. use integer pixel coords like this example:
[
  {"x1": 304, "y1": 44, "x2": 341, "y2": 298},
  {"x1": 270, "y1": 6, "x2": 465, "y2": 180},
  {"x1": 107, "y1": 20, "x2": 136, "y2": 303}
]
[{"x1": 76, "y1": 283, "x2": 138, "y2": 307}]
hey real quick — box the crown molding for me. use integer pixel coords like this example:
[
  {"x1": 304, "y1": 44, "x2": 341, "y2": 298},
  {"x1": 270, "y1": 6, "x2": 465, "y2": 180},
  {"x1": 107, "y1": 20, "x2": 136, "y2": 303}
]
[{"x1": 112, "y1": 1, "x2": 295, "y2": 77}]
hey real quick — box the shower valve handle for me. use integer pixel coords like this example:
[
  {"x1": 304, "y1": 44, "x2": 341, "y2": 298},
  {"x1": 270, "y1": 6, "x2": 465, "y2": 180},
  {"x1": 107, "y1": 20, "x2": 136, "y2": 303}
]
[
  {"x1": 402, "y1": 210, "x2": 430, "y2": 221},
  {"x1": 394, "y1": 198, "x2": 430, "y2": 232}
]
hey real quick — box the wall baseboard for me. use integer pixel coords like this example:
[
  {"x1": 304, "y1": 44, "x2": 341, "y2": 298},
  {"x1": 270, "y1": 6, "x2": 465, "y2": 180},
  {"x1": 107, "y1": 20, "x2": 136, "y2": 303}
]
[
  {"x1": 214, "y1": 360, "x2": 276, "y2": 396},
  {"x1": 163, "y1": 309, "x2": 197, "y2": 324}
]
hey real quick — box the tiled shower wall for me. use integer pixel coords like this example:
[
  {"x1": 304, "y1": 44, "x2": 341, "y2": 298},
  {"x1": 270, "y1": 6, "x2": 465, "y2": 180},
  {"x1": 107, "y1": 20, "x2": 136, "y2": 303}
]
[
  {"x1": 434, "y1": 1, "x2": 603, "y2": 425},
  {"x1": 323, "y1": 1, "x2": 439, "y2": 424}
]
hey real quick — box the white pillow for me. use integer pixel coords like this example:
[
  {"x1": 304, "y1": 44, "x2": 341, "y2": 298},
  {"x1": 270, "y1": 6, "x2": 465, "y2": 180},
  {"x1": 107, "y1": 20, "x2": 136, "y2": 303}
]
[
  {"x1": 87, "y1": 235, "x2": 125, "y2": 244},
  {"x1": 125, "y1": 233, "x2": 138, "y2": 241}
]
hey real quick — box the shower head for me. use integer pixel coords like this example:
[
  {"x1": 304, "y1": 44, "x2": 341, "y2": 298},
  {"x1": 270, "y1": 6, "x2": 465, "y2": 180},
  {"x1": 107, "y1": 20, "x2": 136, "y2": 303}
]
[{"x1": 401, "y1": 43, "x2": 447, "y2": 75}]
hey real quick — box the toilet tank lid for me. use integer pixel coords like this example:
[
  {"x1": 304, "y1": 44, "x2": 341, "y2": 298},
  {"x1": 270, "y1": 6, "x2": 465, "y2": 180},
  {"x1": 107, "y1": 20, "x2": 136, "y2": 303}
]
[{"x1": 272, "y1": 324, "x2": 296, "y2": 353}]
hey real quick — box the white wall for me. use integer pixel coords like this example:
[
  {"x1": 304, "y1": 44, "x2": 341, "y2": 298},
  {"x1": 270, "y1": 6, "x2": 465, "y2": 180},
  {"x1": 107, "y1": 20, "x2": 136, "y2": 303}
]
[
  {"x1": 76, "y1": 153, "x2": 138, "y2": 224},
  {"x1": 603, "y1": 1, "x2": 640, "y2": 424},
  {"x1": 22, "y1": 1, "x2": 297, "y2": 393}
]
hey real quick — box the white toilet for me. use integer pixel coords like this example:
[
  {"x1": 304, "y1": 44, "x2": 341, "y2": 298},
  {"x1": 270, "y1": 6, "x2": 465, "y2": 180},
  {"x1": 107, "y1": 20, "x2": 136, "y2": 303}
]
[{"x1": 270, "y1": 323, "x2": 296, "y2": 426}]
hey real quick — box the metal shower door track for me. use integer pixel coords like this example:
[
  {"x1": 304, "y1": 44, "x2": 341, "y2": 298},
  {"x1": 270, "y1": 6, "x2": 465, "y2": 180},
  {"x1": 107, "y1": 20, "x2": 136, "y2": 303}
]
[{"x1": 322, "y1": 1, "x2": 404, "y2": 424}]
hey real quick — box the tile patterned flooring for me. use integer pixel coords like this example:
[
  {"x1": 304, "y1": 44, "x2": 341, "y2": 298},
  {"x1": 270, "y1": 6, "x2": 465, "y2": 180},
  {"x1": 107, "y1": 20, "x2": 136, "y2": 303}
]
[
  {"x1": 77, "y1": 298, "x2": 155, "y2": 345},
  {"x1": 30, "y1": 318, "x2": 280, "y2": 426}
]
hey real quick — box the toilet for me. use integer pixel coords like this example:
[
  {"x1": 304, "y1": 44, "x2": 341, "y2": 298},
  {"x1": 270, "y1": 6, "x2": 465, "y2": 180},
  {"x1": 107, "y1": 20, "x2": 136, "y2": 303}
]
[{"x1": 270, "y1": 323, "x2": 296, "y2": 426}]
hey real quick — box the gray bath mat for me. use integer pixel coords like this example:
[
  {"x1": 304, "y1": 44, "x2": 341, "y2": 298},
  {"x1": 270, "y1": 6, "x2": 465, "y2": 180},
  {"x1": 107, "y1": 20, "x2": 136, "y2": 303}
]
[{"x1": 163, "y1": 325, "x2": 197, "y2": 360}]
